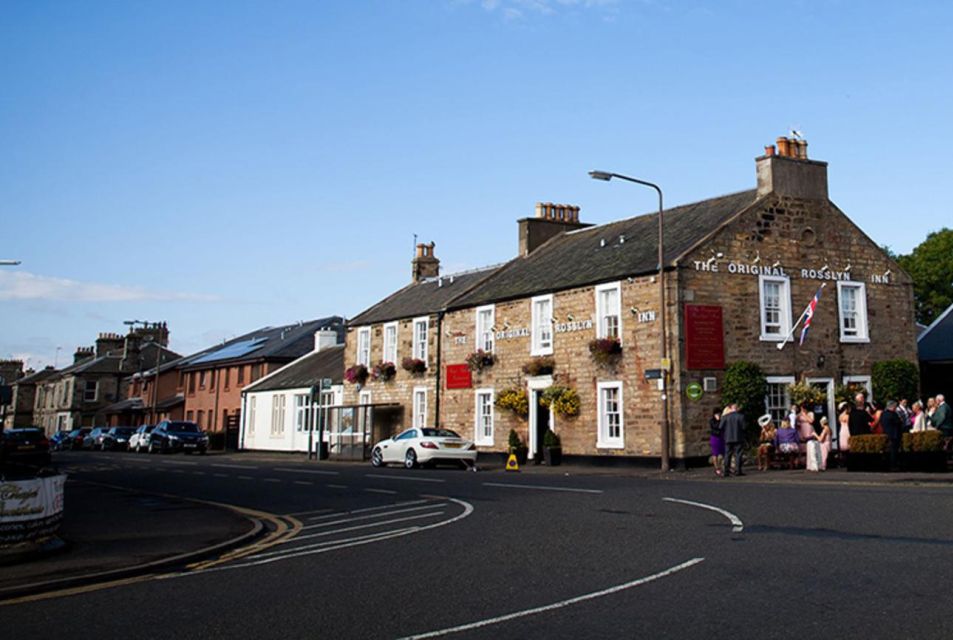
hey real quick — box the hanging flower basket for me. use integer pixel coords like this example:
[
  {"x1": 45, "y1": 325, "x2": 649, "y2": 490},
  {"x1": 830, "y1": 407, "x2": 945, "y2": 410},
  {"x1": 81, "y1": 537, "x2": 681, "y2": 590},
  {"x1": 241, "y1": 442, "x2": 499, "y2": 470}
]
[
  {"x1": 540, "y1": 386, "x2": 581, "y2": 418},
  {"x1": 372, "y1": 361, "x2": 396, "y2": 382},
  {"x1": 522, "y1": 356, "x2": 555, "y2": 377},
  {"x1": 496, "y1": 388, "x2": 529, "y2": 417},
  {"x1": 588, "y1": 338, "x2": 622, "y2": 366},
  {"x1": 401, "y1": 357, "x2": 427, "y2": 375},
  {"x1": 345, "y1": 364, "x2": 369, "y2": 385},
  {"x1": 466, "y1": 349, "x2": 496, "y2": 373}
]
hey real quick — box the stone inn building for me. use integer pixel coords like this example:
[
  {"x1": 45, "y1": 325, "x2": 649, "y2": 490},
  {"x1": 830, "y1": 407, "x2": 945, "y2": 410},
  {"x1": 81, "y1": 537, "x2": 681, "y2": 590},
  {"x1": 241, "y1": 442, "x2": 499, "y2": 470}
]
[{"x1": 345, "y1": 138, "x2": 918, "y2": 464}]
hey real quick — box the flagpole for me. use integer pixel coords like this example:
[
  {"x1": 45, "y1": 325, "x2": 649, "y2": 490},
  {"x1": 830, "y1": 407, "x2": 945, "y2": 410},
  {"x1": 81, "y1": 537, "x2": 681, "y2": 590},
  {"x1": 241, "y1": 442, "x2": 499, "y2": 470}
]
[{"x1": 776, "y1": 282, "x2": 827, "y2": 350}]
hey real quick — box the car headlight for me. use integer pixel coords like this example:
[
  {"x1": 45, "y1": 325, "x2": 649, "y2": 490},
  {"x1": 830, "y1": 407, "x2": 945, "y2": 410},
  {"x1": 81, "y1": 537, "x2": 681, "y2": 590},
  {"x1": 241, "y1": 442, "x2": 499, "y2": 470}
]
[{"x1": 168, "y1": 435, "x2": 179, "y2": 441}]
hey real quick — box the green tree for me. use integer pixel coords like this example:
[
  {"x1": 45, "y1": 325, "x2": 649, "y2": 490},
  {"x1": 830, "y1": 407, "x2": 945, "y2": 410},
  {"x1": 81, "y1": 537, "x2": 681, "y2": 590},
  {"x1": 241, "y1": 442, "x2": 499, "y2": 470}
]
[
  {"x1": 896, "y1": 228, "x2": 953, "y2": 325},
  {"x1": 872, "y1": 359, "x2": 920, "y2": 403},
  {"x1": 721, "y1": 361, "x2": 767, "y2": 441}
]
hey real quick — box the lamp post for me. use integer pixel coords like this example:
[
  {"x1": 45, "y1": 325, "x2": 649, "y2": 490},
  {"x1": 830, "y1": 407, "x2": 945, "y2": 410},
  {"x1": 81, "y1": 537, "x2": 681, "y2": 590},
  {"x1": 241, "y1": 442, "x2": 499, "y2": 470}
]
[{"x1": 589, "y1": 170, "x2": 670, "y2": 472}]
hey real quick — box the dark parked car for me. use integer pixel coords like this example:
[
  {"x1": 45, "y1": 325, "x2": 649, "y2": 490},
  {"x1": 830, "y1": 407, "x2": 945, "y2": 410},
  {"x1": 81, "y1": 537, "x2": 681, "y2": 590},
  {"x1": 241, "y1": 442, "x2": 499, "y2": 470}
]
[
  {"x1": 65, "y1": 427, "x2": 92, "y2": 450},
  {"x1": 49, "y1": 430, "x2": 71, "y2": 451},
  {"x1": 0, "y1": 427, "x2": 52, "y2": 469},
  {"x1": 83, "y1": 427, "x2": 109, "y2": 450},
  {"x1": 148, "y1": 420, "x2": 209, "y2": 454},
  {"x1": 101, "y1": 426, "x2": 137, "y2": 451}
]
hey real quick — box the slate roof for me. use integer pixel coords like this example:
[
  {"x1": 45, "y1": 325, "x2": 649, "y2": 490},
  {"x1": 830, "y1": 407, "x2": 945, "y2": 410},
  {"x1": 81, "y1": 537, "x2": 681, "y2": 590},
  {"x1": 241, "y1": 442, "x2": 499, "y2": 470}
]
[
  {"x1": 14, "y1": 367, "x2": 58, "y2": 385},
  {"x1": 349, "y1": 268, "x2": 502, "y2": 326},
  {"x1": 103, "y1": 397, "x2": 146, "y2": 413},
  {"x1": 450, "y1": 189, "x2": 759, "y2": 308},
  {"x1": 244, "y1": 345, "x2": 345, "y2": 393},
  {"x1": 179, "y1": 316, "x2": 345, "y2": 371},
  {"x1": 918, "y1": 304, "x2": 953, "y2": 363}
]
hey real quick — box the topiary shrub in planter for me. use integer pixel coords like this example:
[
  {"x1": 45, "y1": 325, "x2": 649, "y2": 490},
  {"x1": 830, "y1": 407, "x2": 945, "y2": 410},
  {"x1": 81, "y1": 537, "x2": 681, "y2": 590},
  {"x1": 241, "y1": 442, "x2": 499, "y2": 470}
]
[
  {"x1": 722, "y1": 361, "x2": 767, "y2": 443},
  {"x1": 372, "y1": 361, "x2": 396, "y2": 382},
  {"x1": 588, "y1": 338, "x2": 622, "y2": 367},
  {"x1": 543, "y1": 429, "x2": 562, "y2": 466},
  {"x1": 901, "y1": 430, "x2": 947, "y2": 472},
  {"x1": 506, "y1": 428, "x2": 529, "y2": 465},
  {"x1": 846, "y1": 434, "x2": 889, "y2": 471},
  {"x1": 466, "y1": 349, "x2": 496, "y2": 373},
  {"x1": 345, "y1": 364, "x2": 369, "y2": 386},
  {"x1": 401, "y1": 357, "x2": 427, "y2": 376},
  {"x1": 522, "y1": 356, "x2": 555, "y2": 377},
  {"x1": 872, "y1": 359, "x2": 920, "y2": 404},
  {"x1": 540, "y1": 386, "x2": 580, "y2": 418}
]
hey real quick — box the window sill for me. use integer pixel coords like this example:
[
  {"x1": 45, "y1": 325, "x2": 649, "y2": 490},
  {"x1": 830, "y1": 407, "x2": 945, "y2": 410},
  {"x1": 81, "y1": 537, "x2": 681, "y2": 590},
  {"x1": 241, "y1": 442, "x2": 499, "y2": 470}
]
[
  {"x1": 839, "y1": 337, "x2": 870, "y2": 344},
  {"x1": 759, "y1": 335, "x2": 792, "y2": 343},
  {"x1": 597, "y1": 441, "x2": 624, "y2": 450},
  {"x1": 530, "y1": 348, "x2": 554, "y2": 357}
]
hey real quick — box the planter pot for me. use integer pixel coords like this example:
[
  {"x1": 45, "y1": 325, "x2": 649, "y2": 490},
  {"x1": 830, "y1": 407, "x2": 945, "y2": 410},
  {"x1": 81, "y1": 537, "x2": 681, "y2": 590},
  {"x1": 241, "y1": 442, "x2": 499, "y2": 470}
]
[
  {"x1": 845, "y1": 452, "x2": 888, "y2": 472},
  {"x1": 544, "y1": 446, "x2": 562, "y2": 466},
  {"x1": 901, "y1": 451, "x2": 947, "y2": 473}
]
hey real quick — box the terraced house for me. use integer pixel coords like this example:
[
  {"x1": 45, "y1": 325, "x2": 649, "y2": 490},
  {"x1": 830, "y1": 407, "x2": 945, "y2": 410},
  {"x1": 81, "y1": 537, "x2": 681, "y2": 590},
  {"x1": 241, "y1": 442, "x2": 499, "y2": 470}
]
[{"x1": 344, "y1": 138, "x2": 918, "y2": 465}]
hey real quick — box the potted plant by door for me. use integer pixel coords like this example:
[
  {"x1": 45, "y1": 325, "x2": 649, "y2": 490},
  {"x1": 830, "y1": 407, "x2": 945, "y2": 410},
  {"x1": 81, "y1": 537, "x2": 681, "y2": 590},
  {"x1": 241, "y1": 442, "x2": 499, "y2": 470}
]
[
  {"x1": 507, "y1": 428, "x2": 529, "y2": 466},
  {"x1": 543, "y1": 429, "x2": 562, "y2": 466}
]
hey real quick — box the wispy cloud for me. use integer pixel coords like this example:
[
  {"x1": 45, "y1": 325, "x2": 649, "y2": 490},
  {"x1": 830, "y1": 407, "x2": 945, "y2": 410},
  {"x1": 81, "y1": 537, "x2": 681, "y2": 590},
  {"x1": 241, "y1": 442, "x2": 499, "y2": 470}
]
[
  {"x1": 468, "y1": 0, "x2": 619, "y2": 20},
  {"x1": 0, "y1": 271, "x2": 220, "y2": 303},
  {"x1": 319, "y1": 260, "x2": 372, "y2": 273}
]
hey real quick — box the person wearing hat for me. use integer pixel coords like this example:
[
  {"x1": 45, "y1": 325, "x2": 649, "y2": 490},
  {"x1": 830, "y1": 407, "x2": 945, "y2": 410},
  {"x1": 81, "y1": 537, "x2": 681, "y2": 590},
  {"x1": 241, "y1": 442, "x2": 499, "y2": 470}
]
[
  {"x1": 817, "y1": 416, "x2": 833, "y2": 470},
  {"x1": 756, "y1": 413, "x2": 776, "y2": 471},
  {"x1": 775, "y1": 413, "x2": 800, "y2": 469}
]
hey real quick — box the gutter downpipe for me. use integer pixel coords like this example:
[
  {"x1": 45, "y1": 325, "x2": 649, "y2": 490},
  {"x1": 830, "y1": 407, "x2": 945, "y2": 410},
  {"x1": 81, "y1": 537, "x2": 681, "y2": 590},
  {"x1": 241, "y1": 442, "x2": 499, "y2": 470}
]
[{"x1": 434, "y1": 310, "x2": 444, "y2": 428}]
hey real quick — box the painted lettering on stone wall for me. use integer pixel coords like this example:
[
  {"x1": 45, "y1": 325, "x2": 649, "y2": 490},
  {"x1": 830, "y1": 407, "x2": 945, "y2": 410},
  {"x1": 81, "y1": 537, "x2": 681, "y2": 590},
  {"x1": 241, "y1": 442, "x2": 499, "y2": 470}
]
[
  {"x1": 554, "y1": 320, "x2": 593, "y2": 333},
  {"x1": 692, "y1": 260, "x2": 889, "y2": 284},
  {"x1": 495, "y1": 327, "x2": 530, "y2": 340}
]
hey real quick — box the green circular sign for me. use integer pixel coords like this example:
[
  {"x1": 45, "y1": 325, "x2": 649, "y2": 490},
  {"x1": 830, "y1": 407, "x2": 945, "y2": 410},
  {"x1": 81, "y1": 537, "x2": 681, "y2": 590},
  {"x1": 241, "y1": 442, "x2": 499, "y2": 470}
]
[{"x1": 686, "y1": 382, "x2": 704, "y2": 401}]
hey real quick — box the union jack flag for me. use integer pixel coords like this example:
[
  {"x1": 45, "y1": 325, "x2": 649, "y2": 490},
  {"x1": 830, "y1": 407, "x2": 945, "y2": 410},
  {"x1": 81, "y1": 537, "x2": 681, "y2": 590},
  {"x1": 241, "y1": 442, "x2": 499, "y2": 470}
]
[{"x1": 799, "y1": 285, "x2": 824, "y2": 346}]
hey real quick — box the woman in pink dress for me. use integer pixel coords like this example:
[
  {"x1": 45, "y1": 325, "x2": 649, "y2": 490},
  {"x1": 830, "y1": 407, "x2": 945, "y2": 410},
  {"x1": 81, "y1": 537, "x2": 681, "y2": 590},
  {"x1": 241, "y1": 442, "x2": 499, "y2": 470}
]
[
  {"x1": 817, "y1": 416, "x2": 833, "y2": 470},
  {"x1": 797, "y1": 403, "x2": 816, "y2": 466},
  {"x1": 837, "y1": 402, "x2": 851, "y2": 453}
]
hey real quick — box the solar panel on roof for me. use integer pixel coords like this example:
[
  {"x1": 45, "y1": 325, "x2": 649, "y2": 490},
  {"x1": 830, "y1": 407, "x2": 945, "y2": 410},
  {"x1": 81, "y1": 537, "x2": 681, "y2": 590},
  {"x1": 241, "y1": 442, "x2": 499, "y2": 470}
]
[{"x1": 190, "y1": 338, "x2": 268, "y2": 365}]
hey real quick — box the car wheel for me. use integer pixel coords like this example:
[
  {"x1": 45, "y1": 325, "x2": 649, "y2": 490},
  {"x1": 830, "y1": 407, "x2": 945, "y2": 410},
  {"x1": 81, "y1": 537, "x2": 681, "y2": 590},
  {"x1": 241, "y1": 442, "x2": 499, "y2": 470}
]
[
  {"x1": 404, "y1": 449, "x2": 417, "y2": 469},
  {"x1": 148, "y1": 441, "x2": 156, "y2": 454},
  {"x1": 134, "y1": 442, "x2": 141, "y2": 453},
  {"x1": 371, "y1": 447, "x2": 384, "y2": 467}
]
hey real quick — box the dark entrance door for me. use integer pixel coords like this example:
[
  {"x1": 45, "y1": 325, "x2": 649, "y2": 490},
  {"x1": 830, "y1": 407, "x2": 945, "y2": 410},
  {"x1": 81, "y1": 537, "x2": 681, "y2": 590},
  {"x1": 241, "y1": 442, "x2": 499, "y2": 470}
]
[{"x1": 534, "y1": 393, "x2": 550, "y2": 464}]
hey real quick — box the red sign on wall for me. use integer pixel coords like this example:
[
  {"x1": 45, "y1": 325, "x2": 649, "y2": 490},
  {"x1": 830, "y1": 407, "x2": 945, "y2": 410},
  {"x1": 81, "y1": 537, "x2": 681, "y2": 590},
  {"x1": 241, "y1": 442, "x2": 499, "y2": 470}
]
[
  {"x1": 445, "y1": 364, "x2": 473, "y2": 389},
  {"x1": 685, "y1": 304, "x2": 725, "y2": 370}
]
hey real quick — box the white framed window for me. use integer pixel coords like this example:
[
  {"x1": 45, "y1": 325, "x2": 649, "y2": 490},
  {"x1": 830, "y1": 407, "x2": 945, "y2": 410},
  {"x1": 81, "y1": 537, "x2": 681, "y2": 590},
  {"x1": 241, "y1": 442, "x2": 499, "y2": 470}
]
[
  {"x1": 843, "y1": 375, "x2": 873, "y2": 401},
  {"x1": 475, "y1": 305, "x2": 495, "y2": 353},
  {"x1": 356, "y1": 327, "x2": 371, "y2": 367},
  {"x1": 83, "y1": 380, "x2": 98, "y2": 402},
  {"x1": 412, "y1": 387, "x2": 427, "y2": 429},
  {"x1": 359, "y1": 390, "x2": 372, "y2": 405},
  {"x1": 412, "y1": 317, "x2": 429, "y2": 361},
  {"x1": 765, "y1": 375, "x2": 796, "y2": 425},
  {"x1": 597, "y1": 381, "x2": 624, "y2": 448},
  {"x1": 759, "y1": 275, "x2": 792, "y2": 341},
  {"x1": 531, "y1": 294, "x2": 554, "y2": 356},
  {"x1": 382, "y1": 322, "x2": 398, "y2": 364},
  {"x1": 595, "y1": 282, "x2": 622, "y2": 341},
  {"x1": 294, "y1": 393, "x2": 311, "y2": 432},
  {"x1": 837, "y1": 281, "x2": 870, "y2": 343},
  {"x1": 247, "y1": 396, "x2": 257, "y2": 435},
  {"x1": 474, "y1": 388, "x2": 495, "y2": 446},
  {"x1": 271, "y1": 394, "x2": 286, "y2": 437}
]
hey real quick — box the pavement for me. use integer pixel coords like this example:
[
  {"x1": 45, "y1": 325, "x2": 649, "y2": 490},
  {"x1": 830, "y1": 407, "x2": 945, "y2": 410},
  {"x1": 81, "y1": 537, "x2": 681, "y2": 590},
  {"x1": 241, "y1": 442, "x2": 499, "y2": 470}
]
[{"x1": 0, "y1": 477, "x2": 259, "y2": 601}]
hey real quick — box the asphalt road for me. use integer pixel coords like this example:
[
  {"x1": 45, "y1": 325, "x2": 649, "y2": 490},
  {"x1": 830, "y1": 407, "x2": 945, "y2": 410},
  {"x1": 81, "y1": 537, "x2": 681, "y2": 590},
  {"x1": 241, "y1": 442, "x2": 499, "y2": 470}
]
[{"x1": 5, "y1": 450, "x2": 953, "y2": 639}]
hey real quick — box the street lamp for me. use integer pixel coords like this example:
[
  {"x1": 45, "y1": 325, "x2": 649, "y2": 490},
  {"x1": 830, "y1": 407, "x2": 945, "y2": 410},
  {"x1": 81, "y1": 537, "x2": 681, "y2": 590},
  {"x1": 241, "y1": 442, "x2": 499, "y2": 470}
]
[{"x1": 589, "y1": 170, "x2": 671, "y2": 472}]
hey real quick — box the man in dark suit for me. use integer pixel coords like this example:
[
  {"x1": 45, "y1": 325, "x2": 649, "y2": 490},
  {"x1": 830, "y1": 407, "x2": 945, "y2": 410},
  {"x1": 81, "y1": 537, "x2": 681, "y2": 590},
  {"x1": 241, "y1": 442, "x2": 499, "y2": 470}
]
[
  {"x1": 880, "y1": 400, "x2": 904, "y2": 470},
  {"x1": 720, "y1": 403, "x2": 747, "y2": 477},
  {"x1": 848, "y1": 392, "x2": 872, "y2": 436}
]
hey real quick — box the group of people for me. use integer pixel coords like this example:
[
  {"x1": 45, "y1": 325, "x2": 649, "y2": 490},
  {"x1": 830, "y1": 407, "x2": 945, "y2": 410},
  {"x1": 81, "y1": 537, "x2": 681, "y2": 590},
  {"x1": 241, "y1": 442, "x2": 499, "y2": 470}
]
[{"x1": 707, "y1": 392, "x2": 952, "y2": 476}]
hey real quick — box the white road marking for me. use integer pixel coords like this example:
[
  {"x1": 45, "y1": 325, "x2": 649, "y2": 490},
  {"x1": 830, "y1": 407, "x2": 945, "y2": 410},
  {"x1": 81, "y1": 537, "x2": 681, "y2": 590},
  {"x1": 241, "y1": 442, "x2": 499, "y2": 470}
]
[
  {"x1": 237, "y1": 476, "x2": 255, "y2": 481},
  {"x1": 293, "y1": 480, "x2": 313, "y2": 486},
  {"x1": 303, "y1": 499, "x2": 430, "y2": 521},
  {"x1": 482, "y1": 482, "x2": 603, "y2": 495},
  {"x1": 212, "y1": 473, "x2": 229, "y2": 478},
  {"x1": 663, "y1": 497, "x2": 744, "y2": 533},
  {"x1": 161, "y1": 460, "x2": 198, "y2": 466},
  {"x1": 302, "y1": 504, "x2": 448, "y2": 529},
  {"x1": 263, "y1": 478, "x2": 282, "y2": 483},
  {"x1": 211, "y1": 463, "x2": 258, "y2": 470},
  {"x1": 397, "y1": 557, "x2": 706, "y2": 640},
  {"x1": 365, "y1": 474, "x2": 445, "y2": 484},
  {"x1": 326, "y1": 484, "x2": 348, "y2": 489},
  {"x1": 170, "y1": 469, "x2": 186, "y2": 474},
  {"x1": 249, "y1": 527, "x2": 419, "y2": 559},
  {"x1": 365, "y1": 488, "x2": 397, "y2": 495},
  {"x1": 190, "y1": 471, "x2": 206, "y2": 475},
  {"x1": 273, "y1": 467, "x2": 339, "y2": 476},
  {"x1": 272, "y1": 511, "x2": 445, "y2": 545}
]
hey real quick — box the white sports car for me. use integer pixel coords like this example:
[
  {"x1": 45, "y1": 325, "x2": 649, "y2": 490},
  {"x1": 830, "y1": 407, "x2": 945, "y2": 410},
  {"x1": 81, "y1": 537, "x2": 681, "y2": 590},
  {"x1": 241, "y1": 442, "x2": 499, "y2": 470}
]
[{"x1": 371, "y1": 427, "x2": 477, "y2": 469}]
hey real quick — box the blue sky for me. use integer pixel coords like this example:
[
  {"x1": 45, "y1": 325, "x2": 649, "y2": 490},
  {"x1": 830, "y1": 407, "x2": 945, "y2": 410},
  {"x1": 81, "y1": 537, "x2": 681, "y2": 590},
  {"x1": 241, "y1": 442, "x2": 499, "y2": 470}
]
[{"x1": 2, "y1": 0, "x2": 951, "y2": 369}]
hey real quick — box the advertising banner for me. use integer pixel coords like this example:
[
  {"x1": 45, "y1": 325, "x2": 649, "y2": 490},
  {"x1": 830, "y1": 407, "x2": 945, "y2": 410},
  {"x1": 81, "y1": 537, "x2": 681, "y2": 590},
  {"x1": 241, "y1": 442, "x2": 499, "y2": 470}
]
[{"x1": 0, "y1": 475, "x2": 67, "y2": 545}]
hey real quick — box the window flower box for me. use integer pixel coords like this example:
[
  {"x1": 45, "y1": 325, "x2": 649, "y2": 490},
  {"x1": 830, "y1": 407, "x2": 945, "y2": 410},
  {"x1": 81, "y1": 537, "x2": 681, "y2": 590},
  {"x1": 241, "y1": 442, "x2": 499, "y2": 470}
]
[
  {"x1": 345, "y1": 364, "x2": 369, "y2": 386},
  {"x1": 588, "y1": 338, "x2": 622, "y2": 367},
  {"x1": 401, "y1": 357, "x2": 427, "y2": 375},
  {"x1": 372, "y1": 361, "x2": 396, "y2": 382},
  {"x1": 466, "y1": 349, "x2": 496, "y2": 373},
  {"x1": 522, "y1": 356, "x2": 555, "y2": 377}
]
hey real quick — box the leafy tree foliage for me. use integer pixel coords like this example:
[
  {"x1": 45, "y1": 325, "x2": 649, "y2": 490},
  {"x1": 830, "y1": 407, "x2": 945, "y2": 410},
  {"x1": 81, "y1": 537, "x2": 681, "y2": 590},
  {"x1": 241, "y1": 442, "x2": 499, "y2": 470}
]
[
  {"x1": 721, "y1": 361, "x2": 767, "y2": 440},
  {"x1": 895, "y1": 228, "x2": 953, "y2": 325},
  {"x1": 872, "y1": 359, "x2": 920, "y2": 403}
]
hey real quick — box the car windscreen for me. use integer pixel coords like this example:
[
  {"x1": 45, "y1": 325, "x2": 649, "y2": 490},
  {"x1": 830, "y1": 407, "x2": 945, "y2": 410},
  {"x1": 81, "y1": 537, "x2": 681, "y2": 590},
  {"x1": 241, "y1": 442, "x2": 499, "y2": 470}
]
[
  {"x1": 167, "y1": 422, "x2": 200, "y2": 433},
  {"x1": 4, "y1": 430, "x2": 44, "y2": 441},
  {"x1": 420, "y1": 428, "x2": 461, "y2": 438},
  {"x1": 114, "y1": 428, "x2": 135, "y2": 435}
]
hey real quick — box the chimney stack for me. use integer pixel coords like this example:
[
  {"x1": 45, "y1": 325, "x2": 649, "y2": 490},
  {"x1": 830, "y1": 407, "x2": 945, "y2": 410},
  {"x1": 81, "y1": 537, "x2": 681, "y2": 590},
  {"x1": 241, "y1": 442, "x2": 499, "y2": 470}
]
[
  {"x1": 95, "y1": 332, "x2": 125, "y2": 358},
  {"x1": 519, "y1": 202, "x2": 590, "y2": 257},
  {"x1": 411, "y1": 242, "x2": 440, "y2": 283},
  {"x1": 74, "y1": 346, "x2": 95, "y2": 365},
  {"x1": 314, "y1": 329, "x2": 340, "y2": 352},
  {"x1": 756, "y1": 135, "x2": 828, "y2": 201},
  {"x1": 121, "y1": 332, "x2": 142, "y2": 372}
]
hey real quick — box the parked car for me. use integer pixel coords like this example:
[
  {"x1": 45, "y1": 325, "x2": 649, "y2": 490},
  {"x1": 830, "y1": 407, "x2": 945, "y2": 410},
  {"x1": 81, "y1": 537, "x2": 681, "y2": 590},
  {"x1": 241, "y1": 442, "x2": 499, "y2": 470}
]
[
  {"x1": 129, "y1": 424, "x2": 155, "y2": 453},
  {"x1": 0, "y1": 427, "x2": 52, "y2": 469},
  {"x1": 371, "y1": 427, "x2": 477, "y2": 469},
  {"x1": 101, "y1": 426, "x2": 137, "y2": 451},
  {"x1": 65, "y1": 427, "x2": 92, "y2": 450},
  {"x1": 82, "y1": 427, "x2": 109, "y2": 450},
  {"x1": 49, "y1": 430, "x2": 71, "y2": 451},
  {"x1": 148, "y1": 420, "x2": 209, "y2": 454}
]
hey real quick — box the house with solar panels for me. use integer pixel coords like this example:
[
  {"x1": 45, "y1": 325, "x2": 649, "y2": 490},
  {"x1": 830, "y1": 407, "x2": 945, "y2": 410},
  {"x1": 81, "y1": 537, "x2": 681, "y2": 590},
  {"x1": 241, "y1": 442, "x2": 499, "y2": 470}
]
[{"x1": 179, "y1": 317, "x2": 344, "y2": 448}]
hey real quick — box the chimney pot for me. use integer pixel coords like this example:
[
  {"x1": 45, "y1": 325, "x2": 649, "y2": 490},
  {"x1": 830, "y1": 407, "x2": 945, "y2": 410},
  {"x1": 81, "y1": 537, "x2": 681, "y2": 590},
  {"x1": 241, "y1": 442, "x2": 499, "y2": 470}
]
[
  {"x1": 764, "y1": 144, "x2": 776, "y2": 157},
  {"x1": 535, "y1": 202, "x2": 544, "y2": 218},
  {"x1": 776, "y1": 137, "x2": 790, "y2": 157}
]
